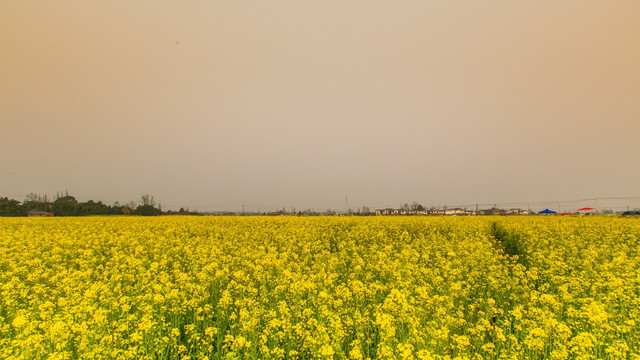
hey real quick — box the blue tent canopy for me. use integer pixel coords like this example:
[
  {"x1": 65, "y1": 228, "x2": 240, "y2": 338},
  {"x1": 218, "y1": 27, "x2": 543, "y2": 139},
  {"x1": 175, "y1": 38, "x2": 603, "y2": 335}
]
[{"x1": 538, "y1": 208, "x2": 557, "y2": 214}]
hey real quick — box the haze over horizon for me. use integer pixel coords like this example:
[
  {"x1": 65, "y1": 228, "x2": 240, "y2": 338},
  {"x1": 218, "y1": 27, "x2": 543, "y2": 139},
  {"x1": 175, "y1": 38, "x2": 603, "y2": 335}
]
[{"x1": 2, "y1": 1, "x2": 640, "y2": 212}]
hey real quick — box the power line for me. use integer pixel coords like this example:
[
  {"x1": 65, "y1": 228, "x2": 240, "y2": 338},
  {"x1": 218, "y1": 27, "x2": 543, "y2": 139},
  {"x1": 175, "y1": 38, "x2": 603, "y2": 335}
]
[{"x1": 451, "y1": 196, "x2": 640, "y2": 209}]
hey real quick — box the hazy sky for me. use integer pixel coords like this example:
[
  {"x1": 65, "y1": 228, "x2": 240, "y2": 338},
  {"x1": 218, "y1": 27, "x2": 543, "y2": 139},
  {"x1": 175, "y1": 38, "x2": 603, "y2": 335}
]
[{"x1": 2, "y1": 1, "x2": 639, "y2": 212}]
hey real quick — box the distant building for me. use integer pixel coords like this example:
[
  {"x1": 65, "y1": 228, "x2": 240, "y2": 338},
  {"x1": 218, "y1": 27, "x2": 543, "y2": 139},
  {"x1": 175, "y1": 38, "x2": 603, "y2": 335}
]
[
  {"x1": 444, "y1": 208, "x2": 466, "y2": 216},
  {"x1": 506, "y1": 208, "x2": 529, "y2": 215},
  {"x1": 376, "y1": 208, "x2": 429, "y2": 215},
  {"x1": 478, "y1": 208, "x2": 504, "y2": 215},
  {"x1": 27, "y1": 210, "x2": 53, "y2": 217}
]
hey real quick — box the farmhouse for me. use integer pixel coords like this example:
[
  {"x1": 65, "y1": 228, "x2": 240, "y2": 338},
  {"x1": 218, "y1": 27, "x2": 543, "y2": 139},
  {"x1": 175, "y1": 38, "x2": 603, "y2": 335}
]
[{"x1": 27, "y1": 210, "x2": 53, "y2": 217}]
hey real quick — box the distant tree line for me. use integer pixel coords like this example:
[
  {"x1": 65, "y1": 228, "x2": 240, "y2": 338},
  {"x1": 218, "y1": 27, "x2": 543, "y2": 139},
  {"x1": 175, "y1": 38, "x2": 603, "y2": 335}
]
[
  {"x1": 401, "y1": 202, "x2": 426, "y2": 211},
  {"x1": 0, "y1": 192, "x2": 165, "y2": 217}
]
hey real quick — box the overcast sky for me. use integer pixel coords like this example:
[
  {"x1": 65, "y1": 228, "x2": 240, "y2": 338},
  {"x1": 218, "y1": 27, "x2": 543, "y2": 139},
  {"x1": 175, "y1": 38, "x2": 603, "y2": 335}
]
[{"x1": 2, "y1": 1, "x2": 639, "y2": 212}]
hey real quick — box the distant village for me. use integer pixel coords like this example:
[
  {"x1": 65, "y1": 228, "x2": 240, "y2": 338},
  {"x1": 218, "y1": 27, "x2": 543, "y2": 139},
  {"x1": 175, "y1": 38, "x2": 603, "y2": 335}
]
[
  {"x1": 375, "y1": 207, "x2": 530, "y2": 216},
  {"x1": 375, "y1": 207, "x2": 640, "y2": 216}
]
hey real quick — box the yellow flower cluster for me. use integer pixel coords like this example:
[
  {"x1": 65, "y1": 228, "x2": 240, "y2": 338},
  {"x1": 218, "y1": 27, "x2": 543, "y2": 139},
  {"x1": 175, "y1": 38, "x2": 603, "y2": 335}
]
[{"x1": 0, "y1": 216, "x2": 638, "y2": 359}]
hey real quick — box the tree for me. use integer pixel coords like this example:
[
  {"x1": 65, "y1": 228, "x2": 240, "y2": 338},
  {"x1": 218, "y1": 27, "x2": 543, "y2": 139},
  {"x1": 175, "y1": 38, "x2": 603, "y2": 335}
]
[
  {"x1": 140, "y1": 194, "x2": 156, "y2": 207},
  {"x1": 52, "y1": 195, "x2": 78, "y2": 216},
  {"x1": 135, "y1": 194, "x2": 160, "y2": 216},
  {"x1": 0, "y1": 197, "x2": 24, "y2": 216},
  {"x1": 134, "y1": 204, "x2": 160, "y2": 216},
  {"x1": 127, "y1": 201, "x2": 136, "y2": 209},
  {"x1": 22, "y1": 193, "x2": 51, "y2": 212},
  {"x1": 76, "y1": 200, "x2": 110, "y2": 215},
  {"x1": 411, "y1": 202, "x2": 425, "y2": 211},
  {"x1": 110, "y1": 202, "x2": 125, "y2": 215}
]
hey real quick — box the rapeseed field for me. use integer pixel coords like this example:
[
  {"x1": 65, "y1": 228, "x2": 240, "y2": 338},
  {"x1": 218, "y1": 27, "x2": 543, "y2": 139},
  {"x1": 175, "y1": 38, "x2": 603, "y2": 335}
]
[{"x1": 0, "y1": 216, "x2": 638, "y2": 359}]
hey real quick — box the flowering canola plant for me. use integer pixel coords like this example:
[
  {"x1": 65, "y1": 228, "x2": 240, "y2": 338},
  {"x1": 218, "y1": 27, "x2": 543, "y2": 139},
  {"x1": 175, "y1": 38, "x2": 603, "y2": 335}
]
[{"x1": 0, "y1": 216, "x2": 638, "y2": 359}]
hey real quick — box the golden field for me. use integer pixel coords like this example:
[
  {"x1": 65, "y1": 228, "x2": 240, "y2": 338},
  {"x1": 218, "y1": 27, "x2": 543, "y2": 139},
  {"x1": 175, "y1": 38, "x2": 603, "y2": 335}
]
[{"x1": 0, "y1": 216, "x2": 638, "y2": 359}]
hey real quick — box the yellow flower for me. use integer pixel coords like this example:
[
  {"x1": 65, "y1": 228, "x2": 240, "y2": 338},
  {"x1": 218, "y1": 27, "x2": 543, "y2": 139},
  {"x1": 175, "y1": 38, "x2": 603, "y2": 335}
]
[
  {"x1": 11, "y1": 315, "x2": 27, "y2": 329},
  {"x1": 320, "y1": 344, "x2": 335, "y2": 357}
]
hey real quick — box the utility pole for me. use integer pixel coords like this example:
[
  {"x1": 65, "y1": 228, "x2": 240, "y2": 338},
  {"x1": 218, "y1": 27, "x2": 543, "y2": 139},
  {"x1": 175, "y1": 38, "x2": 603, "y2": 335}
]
[
  {"x1": 345, "y1": 196, "x2": 349, "y2": 214},
  {"x1": 242, "y1": 204, "x2": 245, "y2": 216}
]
